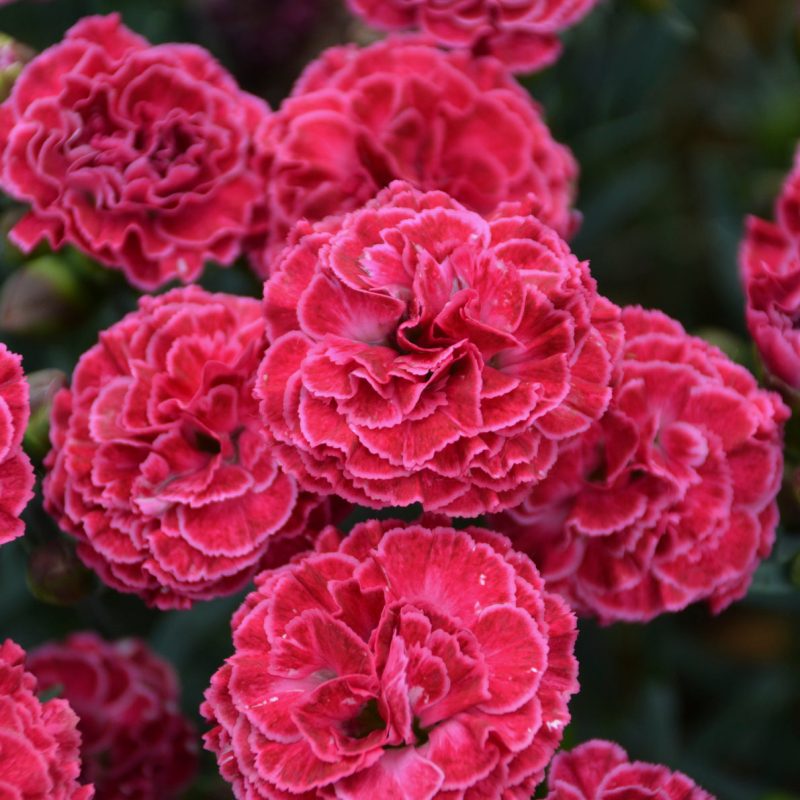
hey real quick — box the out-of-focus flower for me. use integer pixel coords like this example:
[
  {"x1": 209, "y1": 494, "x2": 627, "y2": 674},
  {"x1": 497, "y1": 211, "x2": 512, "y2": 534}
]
[
  {"x1": 0, "y1": 639, "x2": 94, "y2": 800},
  {"x1": 203, "y1": 519, "x2": 578, "y2": 800},
  {"x1": 259, "y1": 181, "x2": 620, "y2": 515},
  {"x1": 0, "y1": 342, "x2": 34, "y2": 545},
  {"x1": 345, "y1": 0, "x2": 601, "y2": 72},
  {"x1": 29, "y1": 633, "x2": 197, "y2": 800},
  {"x1": 492, "y1": 306, "x2": 788, "y2": 623},
  {"x1": 44, "y1": 287, "x2": 329, "y2": 609},
  {"x1": 545, "y1": 740, "x2": 714, "y2": 799},
  {"x1": 252, "y1": 37, "x2": 578, "y2": 274},
  {"x1": 0, "y1": 14, "x2": 270, "y2": 290},
  {"x1": 741, "y1": 202, "x2": 800, "y2": 392}
]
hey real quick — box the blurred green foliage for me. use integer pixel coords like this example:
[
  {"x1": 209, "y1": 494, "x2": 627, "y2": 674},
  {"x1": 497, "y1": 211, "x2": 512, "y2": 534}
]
[{"x1": 0, "y1": 0, "x2": 798, "y2": 797}]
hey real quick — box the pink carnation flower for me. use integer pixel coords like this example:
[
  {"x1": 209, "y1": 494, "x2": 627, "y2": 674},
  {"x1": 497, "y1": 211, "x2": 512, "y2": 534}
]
[
  {"x1": 492, "y1": 306, "x2": 788, "y2": 623},
  {"x1": 252, "y1": 37, "x2": 578, "y2": 274},
  {"x1": 0, "y1": 14, "x2": 270, "y2": 290},
  {"x1": 0, "y1": 639, "x2": 94, "y2": 800},
  {"x1": 0, "y1": 343, "x2": 34, "y2": 545},
  {"x1": 740, "y1": 152, "x2": 800, "y2": 390},
  {"x1": 545, "y1": 740, "x2": 714, "y2": 800},
  {"x1": 346, "y1": 0, "x2": 601, "y2": 72},
  {"x1": 203, "y1": 519, "x2": 579, "y2": 800},
  {"x1": 29, "y1": 633, "x2": 197, "y2": 800},
  {"x1": 44, "y1": 287, "x2": 330, "y2": 609},
  {"x1": 258, "y1": 181, "x2": 621, "y2": 515}
]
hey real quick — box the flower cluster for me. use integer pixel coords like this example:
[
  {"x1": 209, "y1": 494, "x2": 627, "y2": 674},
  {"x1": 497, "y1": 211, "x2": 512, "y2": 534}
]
[
  {"x1": 253, "y1": 37, "x2": 578, "y2": 273},
  {"x1": 740, "y1": 148, "x2": 800, "y2": 391},
  {"x1": 203, "y1": 519, "x2": 579, "y2": 799},
  {"x1": 346, "y1": 0, "x2": 601, "y2": 72},
  {"x1": 0, "y1": 343, "x2": 34, "y2": 545},
  {"x1": 43, "y1": 287, "x2": 329, "y2": 609},
  {"x1": 0, "y1": 14, "x2": 269, "y2": 290},
  {"x1": 493, "y1": 307, "x2": 787, "y2": 622},
  {"x1": 545, "y1": 740, "x2": 713, "y2": 800},
  {"x1": 0, "y1": 639, "x2": 94, "y2": 800},
  {"x1": 0, "y1": 8, "x2": 787, "y2": 800},
  {"x1": 28, "y1": 633, "x2": 197, "y2": 800}
]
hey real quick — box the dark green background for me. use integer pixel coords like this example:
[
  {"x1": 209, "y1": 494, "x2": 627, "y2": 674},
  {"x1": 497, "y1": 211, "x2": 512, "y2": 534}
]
[{"x1": 0, "y1": 1, "x2": 798, "y2": 797}]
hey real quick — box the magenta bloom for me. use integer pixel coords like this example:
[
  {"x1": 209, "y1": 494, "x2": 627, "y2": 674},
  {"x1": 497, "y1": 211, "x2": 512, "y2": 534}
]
[
  {"x1": 252, "y1": 37, "x2": 578, "y2": 274},
  {"x1": 0, "y1": 14, "x2": 269, "y2": 290},
  {"x1": 203, "y1": 519, "x2": 579, "y2": 800},
  {"x1": 44, "y1": 287, "x2": 328, "y2": 609},
  {"x1": 346, "y1": 0, "x2": 601, "y2": 72},
  {"x1": 493, "y1": 306, "x2": 788, "y2": 623},
  {"x1": 258, "y1": 181, "x2": 621, "y2": 515},
  {"x1": 739, "y1": 150, "x2": 800, "y2": 391},
  {"x1": 0, "y1": 343, "x2": 34, "y2": 545},
  {"x1": 29, "y1": 633, "x2": 197, "y2": 800},
  {"x1": 545, "y1": 740, "x2": 714, "y2": 799},
  {"x1": 0, "y1": 639, "x2": 94, "y2": 800}
]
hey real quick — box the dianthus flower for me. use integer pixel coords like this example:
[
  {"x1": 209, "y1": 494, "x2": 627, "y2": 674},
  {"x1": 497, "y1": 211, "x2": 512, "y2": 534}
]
[
  {"x1": 203, "y1": 519, "x2": 579, "y2": 799},
  {"x1": 346, "y1": 0, "x2": 600, "y2": 72},
  {"x1": 0, "y1": 342, "x2": 34, "y2": 545},
  {"x1": 545, "y1": 740, "x2": 714, "y2": 800},
  {"x1": 258, "y1": 181, "x2": 621, "y2": 515},
  {"x1": 29, "y1": 633, "x2": 197, "y2": 800},
  {"x1": 44, "y1": 287, "x2": 329, "y2": 609},
  {"x1": 0, "y1": 639, "x2": 94, "y2": 800},
  {"x1": 492, "y1": 306, "x2": 788, "y2": 623},
  {"x1": 252, "y1": 37, "x2": 578, "y2": 274},
  {"x1": 740, "y1": 151, "x2": 800, "y2": 390},
  {"x1": 0, "y1": 14, "x2": 269, "y2": 290}
]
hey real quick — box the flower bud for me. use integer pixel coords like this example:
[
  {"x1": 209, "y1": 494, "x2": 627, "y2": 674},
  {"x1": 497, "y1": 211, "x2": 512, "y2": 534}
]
[
  {"x1": 24, "y1": 369, "x2": 67, "y2": 460},
  {"x1": 791, "y1": 550, "x2": 800, "y2": 589},
  {"x1": 0, "y1": 256, "x2": 86, "y2": 335},
  {"x1": 0, "y1": 33, "x2": 34, "y2": 102},
  {"x1": 26, "y1": 539, "x2": 94, "y2": 606}
]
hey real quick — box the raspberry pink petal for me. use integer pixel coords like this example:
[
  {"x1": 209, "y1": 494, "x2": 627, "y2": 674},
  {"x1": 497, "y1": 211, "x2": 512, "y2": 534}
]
[
  {"x1": 337, "y1": 748, "x2": 445, "y2": 800},
  {"x1": 0, "y1": 344, "x2": 34, "y2": 546},
  {"x1": 472, "y1": 605, "x2": 545, "y2": 713}
]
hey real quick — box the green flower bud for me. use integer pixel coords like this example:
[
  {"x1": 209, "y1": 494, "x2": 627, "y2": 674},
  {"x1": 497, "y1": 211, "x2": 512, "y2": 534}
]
[
  {"x1": 26, "y1": 539, "x2": 94, "y2": 606},
  {"x1": 0, "y1": 256, "x2": 87, "y2": 335}
]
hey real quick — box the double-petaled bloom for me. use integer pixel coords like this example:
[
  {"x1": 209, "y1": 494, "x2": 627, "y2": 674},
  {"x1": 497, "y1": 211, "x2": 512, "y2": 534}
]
[
  {"x1": 740, "y1": 149, "x2": 800, "y2": 391},
  {"x1": 346, "y1": 0, "x2": 601, "y2": 72},
  {"x1": 0, "y1": 14, "x2": 270, "y2": 290},
  {"x1": 29, "y1": 633, "x2": 197, "y2": 800},
  {"x1": 0, "y1": 639, "x2": 94, "y2": 800},
  {"x1": 252, "y1": 37, "x2": 578, "y2": 273},
  {"x1": 44, "y1": 287, "x2": 330, "y2": 609},
  {"x1": 493, "y1": 307, "x2": 787, "y2": 622},
  {"x1": 545, "y1": 740, "x2": 714, "y2": 799},
  {"x1": 0, "y1": 343, "x2": 34, "y2": 545},
  {"x1": 258, "y1": 181, "x2": 621, "y2": 515},
  {"x1": 203, "y1": 519, "x2": 579, "y2": 799}
]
